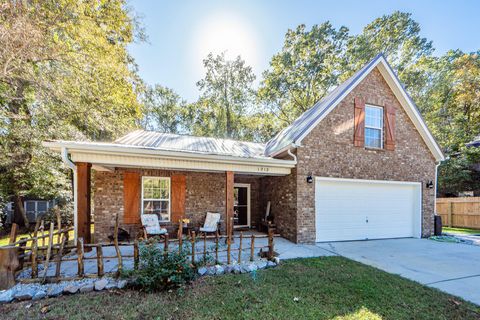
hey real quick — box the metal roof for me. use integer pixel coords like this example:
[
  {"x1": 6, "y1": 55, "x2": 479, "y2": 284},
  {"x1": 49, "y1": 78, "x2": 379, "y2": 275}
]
[
  {"x1": 264, "y1": 53, "x2": 383, "y2": 156},
  {"x1": 114, "y1": 130, "x2": 268, "y2": 159}
]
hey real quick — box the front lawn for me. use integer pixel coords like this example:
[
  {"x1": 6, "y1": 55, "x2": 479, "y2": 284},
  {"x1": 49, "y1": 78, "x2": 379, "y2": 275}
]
[
  {"x1": 1, "y1": 257, "x2": 478, "y2": 319},
  {"x1": 443, "y1": 227, "x2": 480, "y2": 235}
]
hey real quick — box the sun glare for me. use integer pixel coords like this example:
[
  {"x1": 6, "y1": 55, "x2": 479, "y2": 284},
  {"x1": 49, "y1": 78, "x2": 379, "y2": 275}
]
[{"x1": 192, "y1": 11, "x2": 259, "y2": 72}]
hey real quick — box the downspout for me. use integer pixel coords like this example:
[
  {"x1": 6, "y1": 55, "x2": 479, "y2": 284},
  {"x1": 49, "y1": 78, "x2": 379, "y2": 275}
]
[
  {"x1": 287, "y1": 144, "x2": 298, "y2": 162},
  {"x1": 61, "y1": 147, "x2": 77, "y2": 242},
  {"x1": 433, "y1": 161, "x2": 441, "y2": 216}
]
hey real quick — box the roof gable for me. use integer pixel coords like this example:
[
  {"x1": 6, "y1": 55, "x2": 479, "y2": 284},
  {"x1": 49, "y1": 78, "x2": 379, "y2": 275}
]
[{"x1": 264, "y1": 53, "x2": 444, "y2": 161}]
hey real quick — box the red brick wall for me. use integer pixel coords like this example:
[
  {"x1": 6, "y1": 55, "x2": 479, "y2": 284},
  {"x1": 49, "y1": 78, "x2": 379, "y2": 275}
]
[
  {"x1": 93, "y1": 168, "x2": 226, "y2": 242},
  {"x1": 262, "y1": 165, "x2": 298, "y2": 242},
  {"x1": 295, "y1": 67, "x2": 437, "y2": 243}
]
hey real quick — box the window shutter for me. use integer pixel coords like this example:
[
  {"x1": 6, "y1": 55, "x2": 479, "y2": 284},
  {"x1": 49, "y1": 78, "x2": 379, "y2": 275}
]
[
  {"x1": 171, "y1": 174, "x2": 186, "y2": 224},
  {"x1": 384, "y1": 103, "x2": 396, "y2": 151},
  {"x1": 123, "y1": 172, "x2": 140, "y2": 224},
  {"x1": 354, "y1": 97, "x2": 365, "y2": 147}
]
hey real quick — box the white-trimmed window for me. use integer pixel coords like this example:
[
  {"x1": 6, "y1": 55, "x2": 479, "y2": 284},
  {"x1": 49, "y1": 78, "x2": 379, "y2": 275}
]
[
  {"x1": 365, "y1": 105, "x2": 383, "y2": 148},
  {"x1": 142, "y1": 177, "x2": 171, "y2": 222}
]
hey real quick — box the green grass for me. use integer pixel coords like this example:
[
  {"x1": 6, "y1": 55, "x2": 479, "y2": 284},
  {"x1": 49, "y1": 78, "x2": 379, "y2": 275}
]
[
  {"x1": 0, "y1": 226, "x2": 94, "y2": 247},
  {"x1": 1, "y1": 257, "x2": 479, "y2": 320},
  {"x1": 443, "y1": 227, "x2": 480, "y2": 235}
]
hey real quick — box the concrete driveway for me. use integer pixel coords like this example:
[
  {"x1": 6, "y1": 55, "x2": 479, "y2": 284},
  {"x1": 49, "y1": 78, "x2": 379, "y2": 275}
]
[{"x1": 315, "y1": 238, "x2": 480, "y2": 305}]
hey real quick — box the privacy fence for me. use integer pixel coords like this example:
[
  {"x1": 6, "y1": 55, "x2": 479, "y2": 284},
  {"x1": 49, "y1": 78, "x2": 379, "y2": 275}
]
[
  {"x1": 1, "y1": 213, "x2": 276, "y2": 289},
  {"x1": 436, "y1": 197, "x2": 480, "y2": 229}
]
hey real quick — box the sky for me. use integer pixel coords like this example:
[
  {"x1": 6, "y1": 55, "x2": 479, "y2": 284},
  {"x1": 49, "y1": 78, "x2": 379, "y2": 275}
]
[{"x1": 128, "y1": 0, "x2": 480, "y2": 102}]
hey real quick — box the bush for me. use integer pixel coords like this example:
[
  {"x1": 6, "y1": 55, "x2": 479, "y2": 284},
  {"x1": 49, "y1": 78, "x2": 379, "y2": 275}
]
[{"x1": 124, "y1": 237, "x2": 196, "y2": 292}]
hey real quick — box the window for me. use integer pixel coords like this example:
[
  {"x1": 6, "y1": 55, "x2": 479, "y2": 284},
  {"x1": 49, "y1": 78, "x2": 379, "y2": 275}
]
[
  {"x1": 142, "y1": 177, "x2": 171, "y2": 222},
  {"x1": 365, "y1": 105, "x2": 383, "y2": 148}
]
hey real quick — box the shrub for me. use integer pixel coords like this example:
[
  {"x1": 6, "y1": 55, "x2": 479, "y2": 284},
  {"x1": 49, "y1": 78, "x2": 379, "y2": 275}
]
[{"x1": 124, "y1": 237, "x2": 195, "y2": 292}]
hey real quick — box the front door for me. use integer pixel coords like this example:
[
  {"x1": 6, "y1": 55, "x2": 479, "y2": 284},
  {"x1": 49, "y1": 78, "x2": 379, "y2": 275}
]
[{"x1": 234, "y1": 183, "x2": 250, "y2": 228}]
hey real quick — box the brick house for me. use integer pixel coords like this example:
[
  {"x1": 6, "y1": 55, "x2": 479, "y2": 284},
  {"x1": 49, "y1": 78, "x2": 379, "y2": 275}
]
[{"x1": 45, "y1": 54, "x2": 444, "y2": 244}]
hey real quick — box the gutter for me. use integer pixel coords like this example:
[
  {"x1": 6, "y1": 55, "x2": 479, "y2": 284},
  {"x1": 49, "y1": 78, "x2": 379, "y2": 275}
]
[
  {"x1": 61, "y1": 147, "x2": 78, "y2": 242},
  {"x1": 44, "y1": 141, "x2": 297, "y2": 168}
]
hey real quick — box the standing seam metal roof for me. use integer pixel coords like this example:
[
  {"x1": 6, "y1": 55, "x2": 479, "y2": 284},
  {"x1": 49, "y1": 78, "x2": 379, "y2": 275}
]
[{"x1": 114, "y1": 130, "x2": 268, "y2": 159}]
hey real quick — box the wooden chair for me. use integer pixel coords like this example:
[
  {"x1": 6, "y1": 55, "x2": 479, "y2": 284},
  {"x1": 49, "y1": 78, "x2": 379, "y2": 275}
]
[
  {"x1": 140, "y1": 214, "x2": 168, "y2": 239},
  {"x1": 197, "y1": 212, "x2": 221, "y2": 237}
]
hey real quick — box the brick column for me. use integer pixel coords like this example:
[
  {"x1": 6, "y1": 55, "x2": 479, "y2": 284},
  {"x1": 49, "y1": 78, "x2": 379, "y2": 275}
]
[{"x1": 76, "y1": 162, "x2": 92, "y2": 243}]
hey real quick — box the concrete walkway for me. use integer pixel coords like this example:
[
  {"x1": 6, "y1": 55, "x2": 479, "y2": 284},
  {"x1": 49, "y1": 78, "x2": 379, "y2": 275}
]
[{"x1": 315, "y1": 238, "x2": 480, "y2": 305}]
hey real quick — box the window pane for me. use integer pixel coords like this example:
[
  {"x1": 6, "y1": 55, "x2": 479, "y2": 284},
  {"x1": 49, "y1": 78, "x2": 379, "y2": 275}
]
[
  {"x1": 26, "y1": 202, "x2": 35, "y2": 212},
  {"x1": 37, "y1": 201, "x2": 47, "y2": 212},
  {"x1": 142, "y1": 200, "x2": 169, "y2": 221},
  {"x1": 365, "y1": 106, "x2": 383, "y2": 128},
  {"x1": 143, "y1": 178, "x2": 153, "y2": 188},
  {"x1": 365, "y1": 128, "x2": 382, "y2": 148}
]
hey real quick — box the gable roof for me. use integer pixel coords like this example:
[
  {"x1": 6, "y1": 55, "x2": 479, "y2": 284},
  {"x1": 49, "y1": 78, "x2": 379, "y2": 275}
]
[
  {"x1": 113, "y1": 130, "x2": 268, "y2": 159},
  {"x1": 265, "y1": 53, "x2": 445, "y2": 162}
]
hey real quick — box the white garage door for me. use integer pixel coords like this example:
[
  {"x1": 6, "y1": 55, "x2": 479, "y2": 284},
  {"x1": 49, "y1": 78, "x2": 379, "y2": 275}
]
[{"x1": 315, "y1": 177, "x2": 422, "y2": 242}]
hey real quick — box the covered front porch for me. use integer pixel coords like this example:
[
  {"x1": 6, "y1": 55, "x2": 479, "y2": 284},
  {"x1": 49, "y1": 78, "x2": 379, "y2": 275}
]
[{"x1": 43, "y1": 136, "x2": 297, "y2": 245}]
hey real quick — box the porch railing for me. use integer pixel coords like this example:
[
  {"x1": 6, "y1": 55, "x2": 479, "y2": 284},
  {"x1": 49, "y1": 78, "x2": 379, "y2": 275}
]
[{"x1": 1, "y1": 213, "x2": 276, "y2": 288}]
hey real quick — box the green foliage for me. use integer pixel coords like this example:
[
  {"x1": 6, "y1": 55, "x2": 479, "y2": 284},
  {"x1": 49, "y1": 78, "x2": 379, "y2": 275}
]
[
  {"x1": 191, "y1": 53, "x2": 258, "y2": 140},
  {"x1": 258, "y1": 22, "x2": 349, "y2": 132},
  {"x1": 0, "y1": 1, "x2": 144, "y2": 224},
  {"x1": 438, "y1": 147, "x2": 480, "y2": 196},
  {"x1": 124, "y1": 238, "x2": 195, "y2": 292},
  {"x1": 140, "y1": 84, "x2": 191, "y2": 134}
]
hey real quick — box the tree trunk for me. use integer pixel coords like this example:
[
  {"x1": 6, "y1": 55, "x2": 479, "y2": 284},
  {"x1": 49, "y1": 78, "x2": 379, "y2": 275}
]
[{"x1": 13, "y1": 194, "x2": 29, "y2": 228}]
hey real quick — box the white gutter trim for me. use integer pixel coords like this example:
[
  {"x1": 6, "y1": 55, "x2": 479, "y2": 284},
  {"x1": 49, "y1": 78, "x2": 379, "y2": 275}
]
[
  {"x1": 434, "y1": 161, "x2": 441, "y2": 216},
  {"x1": 44, "y1": 141, "x2": 296, "y2": 168},
  {"x1": 268, "y1": 143, "x2": 297, "y2": 158},
  {"x1": 61, "y1": 147, "x2": 77, "y2": 243},
  {"x1": 287, "y1": 147, "x2": 297, "y2": 162}
]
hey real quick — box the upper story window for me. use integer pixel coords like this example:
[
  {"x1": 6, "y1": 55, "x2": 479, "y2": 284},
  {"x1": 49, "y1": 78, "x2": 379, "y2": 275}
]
[
  {"x1": 142, "y1": 177, "x2": 171, "y2": 222},
  {"x1": 365, "y1": 105, "x2": 383, "y2": 148}
]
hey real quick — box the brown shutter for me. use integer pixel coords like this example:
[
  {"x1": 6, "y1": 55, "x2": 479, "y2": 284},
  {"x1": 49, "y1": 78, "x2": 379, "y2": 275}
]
[
  {"x1": 384, "y1": 103, "x2": 396, "y2": 151},
  {"x1": 123, "y1": 172, "x2": 140, "y2": 224},
  {"x1": 354, "y1": 97, "x2": 365, "y2": 147},
  {"x1": 171, "y1": 174, "x2": 186, "y2": 224}
]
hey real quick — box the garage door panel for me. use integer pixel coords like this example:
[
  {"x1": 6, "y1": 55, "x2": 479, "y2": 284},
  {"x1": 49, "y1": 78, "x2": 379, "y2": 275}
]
[{"x1": 315, "y1": 178, "x2": 421, "y2": 242}]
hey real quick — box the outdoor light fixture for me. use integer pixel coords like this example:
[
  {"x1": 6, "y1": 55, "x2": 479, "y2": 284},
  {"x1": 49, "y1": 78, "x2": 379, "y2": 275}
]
[
  {"x1": 306, "y1": 173, "x2": 313, "y2": 184},
  {"x1": 426, "y1": 180, "x2": 434, "y2": 189}
]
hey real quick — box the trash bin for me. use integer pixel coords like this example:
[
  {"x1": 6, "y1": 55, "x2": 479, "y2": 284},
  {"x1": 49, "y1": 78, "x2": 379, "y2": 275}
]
[{"x1": 434, "y1": 215, "x2": 442, "y2": 236}]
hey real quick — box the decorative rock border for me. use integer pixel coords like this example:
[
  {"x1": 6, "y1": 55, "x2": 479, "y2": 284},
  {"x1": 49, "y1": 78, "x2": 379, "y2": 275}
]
[
  {"x1": 0, "y1": 277, "x2": 127, "y2": 304},
  {"x1": 197, "y1": 258, "x2": 278, "y2": 277},
  {"x1": 0, "y1": 258, "x2": 279, "y2": 304}
]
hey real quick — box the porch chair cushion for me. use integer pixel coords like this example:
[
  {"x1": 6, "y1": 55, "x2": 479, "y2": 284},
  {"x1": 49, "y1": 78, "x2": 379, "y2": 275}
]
[
  {"x1": 199, "y1": 212, "x2": 220, "y2": 232},
  {"x1": 141, "y1": 214, "x2": 167, "y2": 235}
]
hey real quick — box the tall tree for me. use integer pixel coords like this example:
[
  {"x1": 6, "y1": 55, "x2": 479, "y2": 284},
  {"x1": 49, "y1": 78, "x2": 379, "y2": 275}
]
[
  {"x1": 415, "y1": 51, "x2": 480, "y2": 195},
  {"x1": 258, "y1": 23, "x2": 349, "y2": 132},
  {"x1": 345, "y1": 11, "x2": 433, "y2": 90},
  {"x1": 193, "y1": 53, "x2": 257, "y2": 140},
  {"x1": 141, "y1": 85, "x2": 191, "y2": 134},
  {"x1": 0, "y1": 1, "x2": 143, "y2": 226}
]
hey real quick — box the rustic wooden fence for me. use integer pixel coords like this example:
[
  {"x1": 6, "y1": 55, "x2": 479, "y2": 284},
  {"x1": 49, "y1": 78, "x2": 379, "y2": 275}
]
[
  {"x1": 1, "y1": 213, "x2": 276, "y2": 289},
  {"x1": 436, "y1": 197, "x2": 480, "y2": 229}
]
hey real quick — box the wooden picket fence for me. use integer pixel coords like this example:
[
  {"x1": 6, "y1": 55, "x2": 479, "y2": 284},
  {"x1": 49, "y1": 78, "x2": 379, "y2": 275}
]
[
  {"x1": 1, "y1": 213, "x2": 276, "y2": 288},
  {"x1": 436, "y1": 197, "x2": 480, "y2": 229}
]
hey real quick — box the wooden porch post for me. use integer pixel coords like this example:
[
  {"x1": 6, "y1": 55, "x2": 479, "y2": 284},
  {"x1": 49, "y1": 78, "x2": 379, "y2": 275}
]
[
  {"x1": 225, "y1": 171, "x2": 234, "y2": 238},
  {"x1": 76, "y1": 162, "x2": 92, "y2": 244}
]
